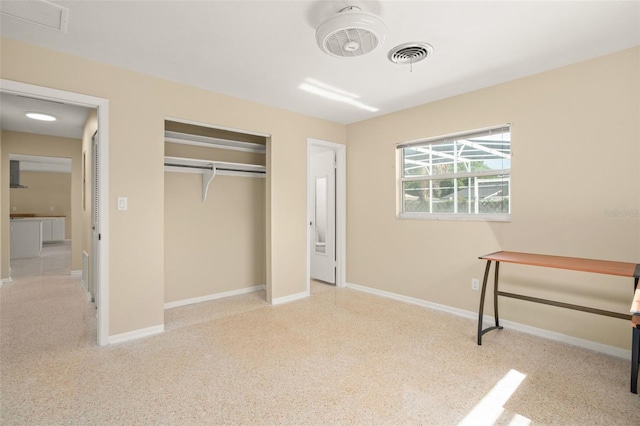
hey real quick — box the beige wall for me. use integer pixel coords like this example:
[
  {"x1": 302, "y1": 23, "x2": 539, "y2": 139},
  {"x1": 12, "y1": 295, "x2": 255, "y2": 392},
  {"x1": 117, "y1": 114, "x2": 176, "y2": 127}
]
[
  {"x1": 0, "y1": 38, "x2": 346, "y2": 336},
  {"x1": 346, "y1": 47, "x2": 640, "y2": 350},
  {"x1": 164, "y1": 142, "x2": 266, "y2": 303},
  {"x1": 10, "y1": 171, "x2": 72, "y2": 239},
  {"x1": 1, "y1": 131, "x2": 83, "y2": 274}
]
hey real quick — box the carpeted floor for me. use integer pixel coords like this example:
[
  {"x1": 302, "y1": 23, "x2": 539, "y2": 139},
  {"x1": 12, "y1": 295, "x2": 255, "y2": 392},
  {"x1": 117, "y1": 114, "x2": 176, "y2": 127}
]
[{"x1": 1, "y1": 243, "x2": 639, "y2": 425}]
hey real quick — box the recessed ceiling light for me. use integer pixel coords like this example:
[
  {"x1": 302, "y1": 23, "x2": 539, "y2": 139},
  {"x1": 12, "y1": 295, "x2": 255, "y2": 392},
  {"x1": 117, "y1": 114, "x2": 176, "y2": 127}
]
[{"x1": 26, "y1": 112, "x2": 57, "y2": 121}]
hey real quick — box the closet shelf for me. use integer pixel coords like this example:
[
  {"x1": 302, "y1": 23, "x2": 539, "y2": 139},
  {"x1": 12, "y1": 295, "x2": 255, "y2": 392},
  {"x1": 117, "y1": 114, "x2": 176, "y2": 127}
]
[
  {"x1": 165, "y1": 131, "x2": 266, "y2": 154},
  {"x1": 164, "y1": 156, "x2": 265, "y2": 202}
]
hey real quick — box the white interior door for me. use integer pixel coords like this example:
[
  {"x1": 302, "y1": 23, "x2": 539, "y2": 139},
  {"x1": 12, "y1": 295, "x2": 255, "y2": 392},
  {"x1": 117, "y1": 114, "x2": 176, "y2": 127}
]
[{"x1": 310, "y1": 150, "x2": 336, "y2": 284}]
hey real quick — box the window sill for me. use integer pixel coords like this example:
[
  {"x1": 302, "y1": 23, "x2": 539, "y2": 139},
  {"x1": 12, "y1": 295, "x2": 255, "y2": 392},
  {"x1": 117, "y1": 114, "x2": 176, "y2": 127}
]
[{"x1": 397, "y1": 212, "x2": 511, "y2": 222}]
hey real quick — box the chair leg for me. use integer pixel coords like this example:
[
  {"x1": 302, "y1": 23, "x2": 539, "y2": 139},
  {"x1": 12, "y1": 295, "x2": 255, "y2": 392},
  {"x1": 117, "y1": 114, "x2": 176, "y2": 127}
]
[{"x1": 632, "y1": 326, "x2": 639, "y2": 394}]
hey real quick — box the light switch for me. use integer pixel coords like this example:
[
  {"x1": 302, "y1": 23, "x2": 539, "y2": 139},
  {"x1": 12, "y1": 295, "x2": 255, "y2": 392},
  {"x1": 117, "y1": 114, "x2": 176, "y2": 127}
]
[{"x1": 117, "y1": 197, "x2": 128, "y2": 211}]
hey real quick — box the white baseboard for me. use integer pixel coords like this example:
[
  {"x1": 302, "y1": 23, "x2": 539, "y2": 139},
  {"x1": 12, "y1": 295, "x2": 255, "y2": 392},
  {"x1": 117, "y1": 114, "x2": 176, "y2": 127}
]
[
  {"x1": 164, "y1": 285, "x2": 265, "y2": 309},
  {"x1": 80, "y1": 281, "x2": 92, "y2": 302},
  {"x1": 108, "y1": 324, "x2": 164, "y2": 345},
  {"x1": 69, "y1": 270, "x2": 82, "y2": 276},
  {"x1": 272, "y1": 290, "x2": 309, "y2": 305},
  {"x1": 0, "y1": 277, "x2": 13, "y2": 288},
  {"x1": 497, "y1": 317, "x2": 631, "y2": 359},
  {"x1": 345, "y1": 282, "x2": 632, "y2": 360}
]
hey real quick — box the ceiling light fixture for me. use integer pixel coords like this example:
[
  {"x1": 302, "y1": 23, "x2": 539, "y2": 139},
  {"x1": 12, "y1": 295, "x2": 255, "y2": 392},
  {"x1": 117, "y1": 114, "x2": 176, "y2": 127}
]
[
  {"x1": 316, "y1": 6, "x2": 386, "y2": 58},
  {"x1": 26, "y1": 112, "x2": 57, "y2": 121}
]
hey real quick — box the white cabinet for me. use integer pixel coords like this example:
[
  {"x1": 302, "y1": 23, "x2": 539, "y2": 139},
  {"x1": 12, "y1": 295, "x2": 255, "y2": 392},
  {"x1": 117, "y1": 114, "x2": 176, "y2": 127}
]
[
  {"x1": 41, "y1": 217, "x2": 65, "y2": 242},
  {"x1": 10, "y1": 220, "x2": 42, "y2": 259},
  {"x1": 42, "y1": 219, "x2": 52, "y2": 241},
  {"x1": 52, "y1": 218, "x2": 65, "y2": 241}
]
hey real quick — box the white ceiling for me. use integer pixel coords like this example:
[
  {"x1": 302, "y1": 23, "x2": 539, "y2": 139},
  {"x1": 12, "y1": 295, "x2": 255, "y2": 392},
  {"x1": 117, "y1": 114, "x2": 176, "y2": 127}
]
[
  {"x1": 0, "y1": 0, "x2": 639, "y2": 126},
  {"x1": 0, "y1": 92, "x2": 92, "y2": 139}
]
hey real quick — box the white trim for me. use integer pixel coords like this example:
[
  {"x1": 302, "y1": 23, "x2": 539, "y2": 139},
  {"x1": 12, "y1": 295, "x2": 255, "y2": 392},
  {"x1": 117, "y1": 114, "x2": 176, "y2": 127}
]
[
  {"x1": 271, "y1": 290, "x2": 309, "y2": 306},
  {"x1": 1, "y1": 79, "x2": 110, "y2": 347},
  {"x1": 108, "y1": 324, "x2": 164, "y2": 345},
  {"x1": 398, "y1": 212, "x2": 511, "y2": 222},
  {"x1": 1, "y1": 277, "x2": 12, "y2": 286},
  {"x1": 80, "y1": 281, "x2": 92, "y2": 302},
  {"x1": 306, "y1": 138, "x2": 347, "y2": 294},
  {"x1": 345, "y1": 281, "x2": 477, "y2": 319},
  {"x1": 69, "y1": 270, "x2": 82, "y2": 276},
  {"x1": 164, "y1": 285, "x2": 265, "y2": 309},
  {"x1": 345, "y1": 282, "x2": 632, "y2": 360},
  {"x1": 496, "y1": 317, "x2": 631, "y2": 360}
]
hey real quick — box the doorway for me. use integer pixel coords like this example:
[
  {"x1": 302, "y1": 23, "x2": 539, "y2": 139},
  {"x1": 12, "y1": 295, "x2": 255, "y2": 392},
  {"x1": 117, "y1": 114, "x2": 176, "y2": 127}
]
[
  {"x1": 0, "y1": 79, "x2": 110, "y2": 346},
  {"x1": 306, "y1": 138, "x2": 346, "y2": 294}
]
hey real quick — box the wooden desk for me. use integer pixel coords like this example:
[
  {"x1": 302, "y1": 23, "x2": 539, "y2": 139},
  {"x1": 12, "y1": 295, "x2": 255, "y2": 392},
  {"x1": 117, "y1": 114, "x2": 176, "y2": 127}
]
[{"x1": 477, "y1": 251, "x2": 640, "y2": 391}]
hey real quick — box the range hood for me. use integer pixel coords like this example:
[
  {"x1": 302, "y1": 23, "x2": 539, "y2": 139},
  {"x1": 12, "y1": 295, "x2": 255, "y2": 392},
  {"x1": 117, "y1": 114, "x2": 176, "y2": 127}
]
[{"x1": 10, "y1": 160, "x2": 28, "y2": 189}]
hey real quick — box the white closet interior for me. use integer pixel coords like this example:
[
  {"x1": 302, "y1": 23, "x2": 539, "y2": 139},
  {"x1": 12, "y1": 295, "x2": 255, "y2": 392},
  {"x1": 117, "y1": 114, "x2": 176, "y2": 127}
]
[{"x1": 163, "y1": 120, "x2": 267, "y2": 308}]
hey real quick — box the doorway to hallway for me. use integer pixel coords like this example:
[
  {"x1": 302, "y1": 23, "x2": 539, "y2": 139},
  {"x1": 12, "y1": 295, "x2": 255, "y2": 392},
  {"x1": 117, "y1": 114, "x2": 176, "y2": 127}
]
[{"x1": 306, "y1": 138, "x2": 346, "y2": 293}]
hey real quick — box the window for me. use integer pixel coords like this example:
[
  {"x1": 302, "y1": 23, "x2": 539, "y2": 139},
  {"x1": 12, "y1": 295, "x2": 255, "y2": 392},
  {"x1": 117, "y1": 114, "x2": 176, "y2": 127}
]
[{"x1": 398, "y1": 125, "x2": 511, "y2": 220}]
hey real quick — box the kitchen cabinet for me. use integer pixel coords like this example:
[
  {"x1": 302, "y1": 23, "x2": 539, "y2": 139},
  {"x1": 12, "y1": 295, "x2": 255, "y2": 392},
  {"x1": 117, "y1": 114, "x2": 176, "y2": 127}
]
[
  {"x1": 10, "y1": 220, "x2": 42, "y2": 259},
  {"x1": 42, "y1": 217, "x2": 65, "y2": 242}
]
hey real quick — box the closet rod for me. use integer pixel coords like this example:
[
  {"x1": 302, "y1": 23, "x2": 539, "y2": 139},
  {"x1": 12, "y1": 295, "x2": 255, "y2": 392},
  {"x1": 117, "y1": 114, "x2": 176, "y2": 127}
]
[
  {"x1": 164, "y1": 163, "x2": 265, "y2": 174},
  {"x1": 164, "y1": 162, "x2": 212, "y2": 170},
  {"x1": 217, "y1": 168, "x2": 264, "y2": 174}
]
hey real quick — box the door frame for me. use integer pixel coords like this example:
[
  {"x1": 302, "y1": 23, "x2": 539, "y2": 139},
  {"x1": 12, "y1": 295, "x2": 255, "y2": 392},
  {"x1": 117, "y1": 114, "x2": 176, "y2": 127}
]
[
  {"x1": 1, "y1": 79, "x2": 110, "y2": 346},
  {"x1": 306, "y1": 138, "x2": 346, "y2": 293}
]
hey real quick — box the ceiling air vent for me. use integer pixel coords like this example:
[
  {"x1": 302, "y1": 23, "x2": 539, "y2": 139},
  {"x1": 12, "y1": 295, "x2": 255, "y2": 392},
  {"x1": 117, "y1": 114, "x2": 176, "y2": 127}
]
[
  {"x1": 388, "y1": 42, "x2": 434, "y2": 67},
  {"x1": 316, "y1": 6, "x2": 386, "y2": 58},
  {"x1": 0, "y1": 0, "x2": 69, "y2": 32}
]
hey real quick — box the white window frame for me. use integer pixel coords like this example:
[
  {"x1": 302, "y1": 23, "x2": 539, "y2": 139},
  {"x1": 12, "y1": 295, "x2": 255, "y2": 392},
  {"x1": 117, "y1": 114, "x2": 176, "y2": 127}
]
[{"x1": 397, "y1": 124, "x2": 511, "y2": 222}]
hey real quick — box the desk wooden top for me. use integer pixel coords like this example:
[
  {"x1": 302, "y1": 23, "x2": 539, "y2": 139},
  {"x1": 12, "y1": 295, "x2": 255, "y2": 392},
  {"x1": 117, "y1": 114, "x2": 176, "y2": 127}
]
[{"x1": 479, "y1": 251, "x2": 640, "y2": 278}]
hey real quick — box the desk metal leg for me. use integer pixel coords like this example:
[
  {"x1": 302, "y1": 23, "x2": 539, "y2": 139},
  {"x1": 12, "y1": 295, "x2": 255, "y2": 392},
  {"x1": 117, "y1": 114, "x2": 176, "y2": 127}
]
[
  {"x1": 632, "y1": 325, "x2": 639, "y2": 394},
  {"x1": 477, "y1": 260, "x2": 504, "y2": 345},
  {"x1": 477, "y1": 261, "x2": 491, "y2": 345},
  {"x1": 493, "y1": 261, "x2": 501, "y2": 328}
]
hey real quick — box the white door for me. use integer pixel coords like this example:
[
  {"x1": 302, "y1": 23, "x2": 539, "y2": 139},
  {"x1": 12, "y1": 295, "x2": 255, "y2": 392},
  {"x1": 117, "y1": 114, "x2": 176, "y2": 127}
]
[
  {"x1": 91, "y1": 131, "x2": 100, "y2": 306},
  {"x1": 310, "y1": 150, "x2": 336, "y2": 284}
]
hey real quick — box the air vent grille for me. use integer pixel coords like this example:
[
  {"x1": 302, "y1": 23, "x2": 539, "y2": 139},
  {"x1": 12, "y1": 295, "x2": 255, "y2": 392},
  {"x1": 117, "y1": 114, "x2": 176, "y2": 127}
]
[
  {"x1": 388, "y1": 42, "x2": 434, "y2": 65},
  {"x1": 0, "y1": 0, "x2": 69, "y2": 32}
]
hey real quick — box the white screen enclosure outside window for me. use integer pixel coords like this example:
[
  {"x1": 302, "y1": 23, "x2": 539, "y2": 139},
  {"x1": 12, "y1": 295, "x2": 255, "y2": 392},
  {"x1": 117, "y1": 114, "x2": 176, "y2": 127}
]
[{"x1": 398, "y1": 124, "x2": 511, "y2": 221}]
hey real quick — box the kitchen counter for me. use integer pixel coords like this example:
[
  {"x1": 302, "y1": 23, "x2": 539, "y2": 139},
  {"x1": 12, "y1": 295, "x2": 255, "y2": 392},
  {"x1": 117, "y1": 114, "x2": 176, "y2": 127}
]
[{"x1": 10, "y1": 217, "x2": 66, "y2": 258}]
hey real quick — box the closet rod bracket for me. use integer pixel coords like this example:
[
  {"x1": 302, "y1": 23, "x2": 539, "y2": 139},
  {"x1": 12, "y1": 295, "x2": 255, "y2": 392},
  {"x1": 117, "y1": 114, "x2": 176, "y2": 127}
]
[{"x1": 202, "y1": 167, "x2": 216, "y2": 202}]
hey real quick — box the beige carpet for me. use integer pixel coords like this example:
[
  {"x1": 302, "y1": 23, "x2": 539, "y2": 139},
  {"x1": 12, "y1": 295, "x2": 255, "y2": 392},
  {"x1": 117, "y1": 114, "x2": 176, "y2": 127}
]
[{"x1": 2, "y1": 244, "x2": 640, "y2": 425}]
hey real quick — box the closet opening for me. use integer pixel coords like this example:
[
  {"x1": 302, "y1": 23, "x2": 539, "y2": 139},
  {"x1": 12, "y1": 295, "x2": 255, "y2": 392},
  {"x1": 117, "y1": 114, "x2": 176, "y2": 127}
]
[{"x1": 163, "y1": 118, "x2": 268, "y2": 316}]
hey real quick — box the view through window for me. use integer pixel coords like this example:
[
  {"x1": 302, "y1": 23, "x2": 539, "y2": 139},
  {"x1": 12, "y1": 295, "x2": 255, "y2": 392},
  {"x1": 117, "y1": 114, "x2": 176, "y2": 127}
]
[{"x1": 398, "y1": 125, "x2": 511, "y2": 220}]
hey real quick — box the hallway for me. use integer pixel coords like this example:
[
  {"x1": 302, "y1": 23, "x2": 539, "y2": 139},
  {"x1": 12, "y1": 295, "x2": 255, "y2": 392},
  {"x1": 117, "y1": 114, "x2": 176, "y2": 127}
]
[{"x1": 1, "y1": 241, "x2": 96, "y2": 384}]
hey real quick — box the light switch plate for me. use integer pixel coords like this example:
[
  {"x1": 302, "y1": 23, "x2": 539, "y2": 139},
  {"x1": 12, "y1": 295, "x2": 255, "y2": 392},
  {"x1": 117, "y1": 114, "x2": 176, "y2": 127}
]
[{"x1": 117, "y1": 197, "x2": 128, "y2": 211}]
